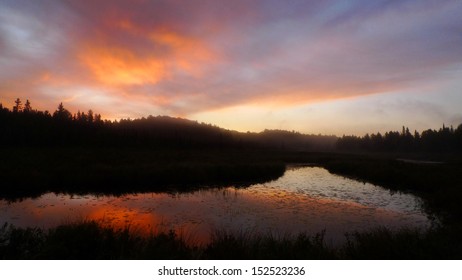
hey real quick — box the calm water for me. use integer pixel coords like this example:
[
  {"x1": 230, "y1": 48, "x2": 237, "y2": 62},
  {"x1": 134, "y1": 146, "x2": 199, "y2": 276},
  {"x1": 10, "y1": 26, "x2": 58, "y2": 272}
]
[{"x1": 0, "y1": 166, "x2": 431, "y2": 244}]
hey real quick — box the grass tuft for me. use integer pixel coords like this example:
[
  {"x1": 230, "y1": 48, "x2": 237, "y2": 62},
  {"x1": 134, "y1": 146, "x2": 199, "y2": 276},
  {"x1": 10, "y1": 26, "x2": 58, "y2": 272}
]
[{"x1": 3, "y1": 221, "x2": 461, "y2": 259}]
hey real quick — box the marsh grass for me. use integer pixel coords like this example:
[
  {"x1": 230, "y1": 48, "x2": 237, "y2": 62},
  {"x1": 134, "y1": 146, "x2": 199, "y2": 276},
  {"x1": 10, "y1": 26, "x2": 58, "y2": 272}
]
[
  {"x1": 204, "y1": 229, "x2": 334, "y2": 259},
  {"x1": 1, "y1": 221, "x2": 460, "y2": 260},
  {"x1": 342, "y1": 226, "x2": 462, "y2": 259},
  {"x1": 0, "y1": 221, "x2": 193, "y2": 259}
]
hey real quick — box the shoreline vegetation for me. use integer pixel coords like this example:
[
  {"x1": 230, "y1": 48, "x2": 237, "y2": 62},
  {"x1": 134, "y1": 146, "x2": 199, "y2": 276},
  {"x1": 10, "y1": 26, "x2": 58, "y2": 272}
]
[
  {"x1": 1, "y1": 99, "x2": 462, "y2": 259},
  {"x1": 1, "y1": 220, "x2": 461, "y2": 259}
]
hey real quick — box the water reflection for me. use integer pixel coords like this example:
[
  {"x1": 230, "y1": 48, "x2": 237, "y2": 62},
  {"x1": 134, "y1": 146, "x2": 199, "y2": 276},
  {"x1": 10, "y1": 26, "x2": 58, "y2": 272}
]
[{"x1": 0, "y1": 167, "x2": 431, "y2": 244}]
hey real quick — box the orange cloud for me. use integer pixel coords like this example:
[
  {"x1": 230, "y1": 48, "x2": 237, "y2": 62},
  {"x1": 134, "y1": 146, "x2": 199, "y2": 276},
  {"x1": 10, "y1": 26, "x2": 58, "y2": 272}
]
[
  {"x1": 149, "y1": 29, "x2": 215, "y2": 75},
  {"x1": 79, "y1": 46, "x2": 166, "y2": 86},
  {"x1": 79, "y1": 17, "x2": 217, "y2": 89}
]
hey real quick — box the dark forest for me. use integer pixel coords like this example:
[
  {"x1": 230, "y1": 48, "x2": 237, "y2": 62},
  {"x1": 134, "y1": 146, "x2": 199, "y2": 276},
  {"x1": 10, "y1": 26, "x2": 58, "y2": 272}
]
[{"x1": 1, "y1": 98, "x2": 461, "y2": 153}]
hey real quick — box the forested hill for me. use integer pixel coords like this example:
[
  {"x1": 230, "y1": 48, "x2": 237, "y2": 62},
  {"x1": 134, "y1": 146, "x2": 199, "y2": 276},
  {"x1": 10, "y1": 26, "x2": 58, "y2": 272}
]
[
  {"x1": 0, "y1": 99, "x2": 336, "y2": 151},
  {"x1": 2, "y1": 99, "x2": 459, "y2": 153}
]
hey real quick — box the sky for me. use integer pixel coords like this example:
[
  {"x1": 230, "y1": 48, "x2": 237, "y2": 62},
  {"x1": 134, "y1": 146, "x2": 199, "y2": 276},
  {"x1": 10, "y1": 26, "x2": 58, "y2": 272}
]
[{"x1": 1, "y1": 0, "x2": 461, "y2": 136}]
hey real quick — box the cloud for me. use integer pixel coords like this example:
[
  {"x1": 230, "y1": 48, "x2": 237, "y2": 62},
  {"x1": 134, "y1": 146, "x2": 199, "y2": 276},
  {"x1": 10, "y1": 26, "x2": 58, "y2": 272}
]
[
  {"x1": 79, "y1": 46, "x2": 166, "y2": 86},
  {"x1": 0, "y1": 0, "x2": 461, "y2": 126}
]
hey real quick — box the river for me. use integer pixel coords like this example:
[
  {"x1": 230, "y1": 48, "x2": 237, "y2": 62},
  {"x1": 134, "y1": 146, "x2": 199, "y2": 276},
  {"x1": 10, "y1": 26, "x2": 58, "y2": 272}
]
[{"x1": 0, "y1": 166, "x2": 431, "y2": 244}]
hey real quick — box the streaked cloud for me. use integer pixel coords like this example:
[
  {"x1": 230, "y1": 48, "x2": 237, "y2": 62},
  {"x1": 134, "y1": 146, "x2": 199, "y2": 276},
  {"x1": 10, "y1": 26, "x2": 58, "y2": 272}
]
[{"x1": 1, "y1": 0, "x2": 461, "y2": 134}]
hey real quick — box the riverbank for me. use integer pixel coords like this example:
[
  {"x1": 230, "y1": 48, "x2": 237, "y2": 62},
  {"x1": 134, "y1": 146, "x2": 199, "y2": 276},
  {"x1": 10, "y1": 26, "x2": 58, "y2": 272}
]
[
  {"x1": 0, "y1": 147, "x2": 285, "y2": 200},
  {"x1": 313, "y1": 153, "x2": 462, "y2": 224},
  {"x1": 1, "y1": 220, "x2": 461, "y2": 259}
]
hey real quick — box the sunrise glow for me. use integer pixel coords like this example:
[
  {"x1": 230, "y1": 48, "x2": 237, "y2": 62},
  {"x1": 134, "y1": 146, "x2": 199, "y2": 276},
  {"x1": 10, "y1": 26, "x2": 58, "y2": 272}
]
[{"x1": 1, "y1": 0, "x2": 461, "y2": 135}]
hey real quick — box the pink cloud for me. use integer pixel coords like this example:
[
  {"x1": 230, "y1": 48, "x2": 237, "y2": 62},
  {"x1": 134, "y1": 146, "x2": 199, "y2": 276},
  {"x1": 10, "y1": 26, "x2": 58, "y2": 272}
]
[{"x1": 0, "y1": 0, "x2": 461, "y2": 125}]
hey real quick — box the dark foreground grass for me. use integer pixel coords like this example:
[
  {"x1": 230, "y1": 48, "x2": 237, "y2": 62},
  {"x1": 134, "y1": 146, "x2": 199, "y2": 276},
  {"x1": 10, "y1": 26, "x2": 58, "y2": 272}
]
[{"x1": 1, "y1": 221, "x2": 461, "y2": 259}]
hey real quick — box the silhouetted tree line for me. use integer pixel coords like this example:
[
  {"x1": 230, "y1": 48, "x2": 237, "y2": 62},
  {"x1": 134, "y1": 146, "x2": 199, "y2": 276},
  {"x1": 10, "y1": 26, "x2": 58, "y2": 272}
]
[
  {"x1": 2, "y1": 99, "x2": 460, "y2": 152},
  {"x1": 337, "y1": 125, "x2": 462, "y2": 153},
  {"x1": 0, "y1": 99, "x2": 335, "y2": 151},
  {"x1": 0, "y1": 99, "x2": 249, "y2": 149}
]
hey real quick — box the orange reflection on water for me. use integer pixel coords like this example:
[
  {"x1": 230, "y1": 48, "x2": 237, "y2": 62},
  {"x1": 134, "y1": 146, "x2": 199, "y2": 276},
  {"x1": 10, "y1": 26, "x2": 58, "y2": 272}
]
[{"x1": 0, "y1": 168, "x2": 431, "y2": 245}]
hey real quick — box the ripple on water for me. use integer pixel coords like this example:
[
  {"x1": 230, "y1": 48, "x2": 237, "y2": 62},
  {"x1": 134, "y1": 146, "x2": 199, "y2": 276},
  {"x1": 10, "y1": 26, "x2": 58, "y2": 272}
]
[{"x1": 0, "y1": 167, "x2": 433, "y2": 244}]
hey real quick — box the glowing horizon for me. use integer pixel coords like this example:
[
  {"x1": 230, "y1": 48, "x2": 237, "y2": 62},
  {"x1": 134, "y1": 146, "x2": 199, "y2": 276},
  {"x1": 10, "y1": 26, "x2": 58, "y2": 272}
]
[{"x1": 1, "y1": 0, "x2": 461, "y2": 136}]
